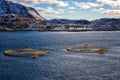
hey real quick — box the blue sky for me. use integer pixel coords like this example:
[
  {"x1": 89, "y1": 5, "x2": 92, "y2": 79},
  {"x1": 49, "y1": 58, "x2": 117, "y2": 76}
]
[{"x1": 9, "y1": 0, "x2": 120, "y2": 20}]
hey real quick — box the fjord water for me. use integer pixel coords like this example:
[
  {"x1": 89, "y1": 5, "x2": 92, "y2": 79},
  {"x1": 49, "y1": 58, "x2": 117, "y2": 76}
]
[{"x1": 0, "y1": 31, "x2": 120, "y2": 80}]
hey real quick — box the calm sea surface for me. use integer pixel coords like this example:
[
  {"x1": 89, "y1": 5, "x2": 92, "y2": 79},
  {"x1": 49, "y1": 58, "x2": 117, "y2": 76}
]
[{"x1": 0, "y1": 31, "x2": 120, "y2": 80}]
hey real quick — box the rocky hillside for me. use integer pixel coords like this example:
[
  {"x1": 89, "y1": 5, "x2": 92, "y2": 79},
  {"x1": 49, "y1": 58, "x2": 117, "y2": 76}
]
[
  {"x1": 40, "y1": 18, "x2": 120, "y2": 31},
  {"x1": 0, "y1": 14, "x2": 40, "y2": 30},
  {"x1": 0, "y1": 0, "x2": 45, "y2": 31},
  {"x1": 91, "y1": 18, "x2": 120, "y2": 31},
  {"x1": 0, "y1": 0, "x2": 119, "y2": 31},
  {"x1": 0, "y1": 0, "x2": 44, "y2": 20}
]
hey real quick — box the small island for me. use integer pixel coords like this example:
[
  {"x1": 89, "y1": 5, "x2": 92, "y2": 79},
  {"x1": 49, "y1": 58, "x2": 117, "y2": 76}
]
[
  {"x1": 67, "y1": 45, "x2": 108, "y2": 54},
  {"x1": 4, "y1": 48, "x2": 49, "y2": 58}
]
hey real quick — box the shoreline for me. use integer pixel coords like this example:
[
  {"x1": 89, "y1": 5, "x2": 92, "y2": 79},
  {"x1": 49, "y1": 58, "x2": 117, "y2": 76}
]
[{"x1": 0, "y1": 30, "x2": 120, "y2": 32}]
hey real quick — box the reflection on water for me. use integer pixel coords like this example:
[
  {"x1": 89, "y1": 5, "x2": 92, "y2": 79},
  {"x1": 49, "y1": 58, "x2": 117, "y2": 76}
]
[{"x1": 0, "y1": 31, "x2": 120, "y2": 80}]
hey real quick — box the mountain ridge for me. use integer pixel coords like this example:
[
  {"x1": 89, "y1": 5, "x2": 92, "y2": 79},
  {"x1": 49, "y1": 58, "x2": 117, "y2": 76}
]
[
  {"x1": 40, "y1": 18, "x2": 120, "y2": 31},
  {"x1": 0, "y1": 0, "x2": 120, "y2": 31},
  {"x1": 0, "y1": 0, "x2": 45, "y2": 20}
]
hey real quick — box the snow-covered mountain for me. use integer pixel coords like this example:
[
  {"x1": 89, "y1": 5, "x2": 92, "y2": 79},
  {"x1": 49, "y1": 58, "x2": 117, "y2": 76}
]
[
  {"x1": 0, "y1": 0, "x2": 45, "y2": 20},
  {"x1": 0, "y1": 14, "x2": 39, "y2": 30},
  {"x1": 90, "y1": 18, "x2": 120, "y2": 30},
  {"x1": 40, "y1": 18, "x2": 120, "y2": 31}
]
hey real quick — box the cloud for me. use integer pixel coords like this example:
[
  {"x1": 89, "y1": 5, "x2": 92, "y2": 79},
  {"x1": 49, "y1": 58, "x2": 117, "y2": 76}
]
[
  {"x1": 57, "y1": 9, "x2": 65, "y2": 13},
  {"x1": 68, "y1": 7, "x2": 76, "y2": 10},
  {"x1": 97, "y1": 0, "x2": 120, "y2": 7},
  {"x1": 45, "y1": 14, "x2": 64, "y2": 19},
  {"x1": 68, "y1": 7, "x2": 75, "y2": 13},
  {"x1": 8, "y1": 0, "x2": 69, "y2": 7},
  {"x1": 36, "y1": 7, "x2": 65, "y2": 19},
  {"x1": 102, "y1": 10, "x2": 120, "y2": 16},
  {"x1": 75, "y1": 2, "x2": 102, "y2": 9},
  {"x1": 69, "y1": 10, "x2": 75, "y2": 13},
  {"x1": 36, "y1": 7, "x2": 64, "y2": 15},
  {"x1": 92, "y1": 8, "x2": 105, "y2": 12}
]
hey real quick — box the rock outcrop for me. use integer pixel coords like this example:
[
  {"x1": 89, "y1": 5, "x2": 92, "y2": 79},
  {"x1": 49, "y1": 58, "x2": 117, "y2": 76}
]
[
  {"x1": 0, "y1": 14, "x2": 38, "y2": 30},
  {"x1": 0, "y1": 0, "x2": 45, "y2": 20},
  {"x1": 0, "y1": 0, "x2": 45, "y2": 31}
]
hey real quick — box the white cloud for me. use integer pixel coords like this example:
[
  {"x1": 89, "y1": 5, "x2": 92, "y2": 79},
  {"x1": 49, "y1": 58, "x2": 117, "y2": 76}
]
[
  {"x1": 97, "y1": 0, "x2": 120, "y2": 7},
  {"x1": 8, "y1": 0, "x2": 69, "y2": 7},
  {"x1": 36, "y1": 7, "x2": 65, "y2": 19},
  {"x1": 69, "y1": 10, "x2": 75, "y2": 13},
  {"x1": 68, "y1": 7, "x2": 76, "y2": 10},
  {"x1": 57, "y1": 9, "x2": 65, "y2": 13},
  {"x1": 92, "y1": 7, "x2": 105, "y2": 12},
  {"x1": 41, "y1": 13, "x2": 64, "y2": 19},
  {"x1": 68, "y1": 7, "x2": 75, "y2": 13},
  {"x1": 37, "y1": 7, "x2": 64, "y2": 15},
  {"x1": 75, "y1": 2, "x2": 102, "y2": 9},
  {"x1": 102, "y1": 10, "x2": 120, "y2": 16}
]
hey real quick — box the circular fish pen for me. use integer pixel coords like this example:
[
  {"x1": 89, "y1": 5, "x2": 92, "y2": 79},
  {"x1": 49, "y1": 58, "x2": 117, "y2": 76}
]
[
  {"x1": 67, "y1": 45, "x2": 108, "y2": 54},
  {"x1": 4, "y1": 48, "x2": 49, "y2": 58}
]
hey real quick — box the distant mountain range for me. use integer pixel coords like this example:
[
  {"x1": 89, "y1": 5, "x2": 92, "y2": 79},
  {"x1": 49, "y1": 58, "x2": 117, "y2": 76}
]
[
  {"x1": 41, "y1": 18, "x2": 120, "y2": 31},
  {"x1": 0, "y1": 0, "x2": 120, "y2": 31}
]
